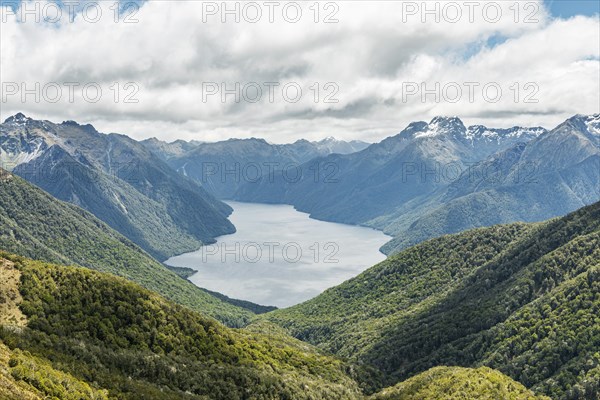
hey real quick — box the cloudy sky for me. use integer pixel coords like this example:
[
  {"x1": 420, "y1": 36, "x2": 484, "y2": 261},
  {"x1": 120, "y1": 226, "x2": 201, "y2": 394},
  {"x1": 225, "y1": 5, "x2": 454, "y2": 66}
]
[{"x1": 1, "y1": 0, "x2": 599, "y2": 143}]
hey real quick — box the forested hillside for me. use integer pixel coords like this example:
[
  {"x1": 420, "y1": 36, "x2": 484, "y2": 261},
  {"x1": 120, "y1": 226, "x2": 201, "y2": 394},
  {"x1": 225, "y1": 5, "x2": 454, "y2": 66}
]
[
  {"x1": 264, "y1": 201, "x2": 600, "y2": 399},
  {"x1": 0, "y1": 170, "x2": 253, "y2": 326},
  {"x1": 0, "y1": 254, "x2": 365, "y2": 399},
  {"x1": 0, "y1": 253, "x2": 551, "y2": 400},
  {"x1": 0, "y1": 340, "x2": 110, "y2": 400},
  {"x1": 370, "y1": 367, "x2": 549, "y2": 400}
]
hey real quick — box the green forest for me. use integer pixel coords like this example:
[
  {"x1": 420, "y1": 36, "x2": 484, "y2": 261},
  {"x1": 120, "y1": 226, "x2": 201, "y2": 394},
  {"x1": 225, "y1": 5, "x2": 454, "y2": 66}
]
[
  {"x1": 0, "y1": 253, "x2": 364, "y2": 399},
  {"x1": 264, "y1": 202, "x2": 600, "y2": 399},
  {"x1": 0, "y1": 253, "x2": 549, "y2": 400}
]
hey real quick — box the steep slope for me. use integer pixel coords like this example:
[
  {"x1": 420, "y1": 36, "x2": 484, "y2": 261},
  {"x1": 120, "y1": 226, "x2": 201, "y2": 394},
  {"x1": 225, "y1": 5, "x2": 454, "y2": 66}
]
[
  {"x1": 381, "y1": 114, "x2": 600, "y2": 254},
  {"x1": 14, "y1": 145, "x2": 206, "y2": 260},
  {"x1": 264, "y1": 202, "x2": 600, "y2": 399},
  {"x1": 1, "y1": 114, "x2": 234, "y2": 260},
  {"x1": 0, "y1": 170, "x2": 253, "y2": 326},
  {"x1": 0, "y1": 254, "x2": 364, "y2": 399}
]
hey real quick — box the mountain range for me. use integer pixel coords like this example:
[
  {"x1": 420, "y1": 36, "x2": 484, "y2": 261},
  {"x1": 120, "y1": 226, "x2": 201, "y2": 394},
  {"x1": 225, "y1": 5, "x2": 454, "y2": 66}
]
[
  {"x1": 380, "y1": 114, "x2": 600, "y2": 253},
  {"x1": 143, "y1": 136, "x2": 370, "y2": 199},
  {"x1": 6, "y1": 112, "x2": 596, "y2": 260},
  {"x1": 0, "y1": 113, "x2": 373, "y2": 258},
  {"x1": 233, "y1": 114, "x2": 599, "y2": 254},
  {"x1": 0, "y1": 113, "x2": 234, "y2": 260}
]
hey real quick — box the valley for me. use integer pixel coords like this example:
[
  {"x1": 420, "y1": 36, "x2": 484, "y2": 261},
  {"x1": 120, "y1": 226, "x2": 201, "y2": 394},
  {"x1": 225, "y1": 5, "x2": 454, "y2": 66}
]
[
  {"x1": 2, "y1": 2, "x2": 598, "y2": 398},
  {"x1": 166, "y1": 201, "x2": 390, "y2": 307},
  {"x1": 0, "y1": 112, "x2": 598, "y2": 400},
  {"x1": 233, "y1": 115, "x2": 600, "y2": 255}
]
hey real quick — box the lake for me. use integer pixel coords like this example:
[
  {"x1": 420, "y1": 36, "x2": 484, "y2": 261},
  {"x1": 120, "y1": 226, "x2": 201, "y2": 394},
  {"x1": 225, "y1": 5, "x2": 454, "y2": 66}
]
[{"x1": 165, "y1": 201, "x2": 390, "y2": 308}]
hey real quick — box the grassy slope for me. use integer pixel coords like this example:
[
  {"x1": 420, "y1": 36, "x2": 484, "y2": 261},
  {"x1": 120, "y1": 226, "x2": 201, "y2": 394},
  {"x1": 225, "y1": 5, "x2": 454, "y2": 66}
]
[
  {"x1": 264, "y1": 202, "x2": 600, "y2": 399},
  {"x1": 0, "y1": 171, "x2": 253, "y2": 327}
]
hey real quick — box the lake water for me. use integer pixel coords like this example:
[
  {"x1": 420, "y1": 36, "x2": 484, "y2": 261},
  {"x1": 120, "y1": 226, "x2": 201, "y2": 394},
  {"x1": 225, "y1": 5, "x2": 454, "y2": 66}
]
[{"x1": 165, "y1": 201, "x2": 390, "y2": 308}]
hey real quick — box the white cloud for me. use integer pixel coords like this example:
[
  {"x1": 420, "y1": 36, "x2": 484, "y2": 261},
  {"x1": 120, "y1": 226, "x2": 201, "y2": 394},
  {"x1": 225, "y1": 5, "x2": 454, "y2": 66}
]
[{"x1": 1, "y1": 0, "x2": 598, "y2": 143}]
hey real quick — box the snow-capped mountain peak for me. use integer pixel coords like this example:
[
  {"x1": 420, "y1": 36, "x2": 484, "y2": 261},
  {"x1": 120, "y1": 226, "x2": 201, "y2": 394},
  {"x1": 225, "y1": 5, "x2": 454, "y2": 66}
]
[
  {"x1": 414, "y1": 116, "x2": 466, "y2": 138},
  {"x1": 583, "y1": 114, "x2": 600, "y2": 136},
  {"x1": 465, "y1": 125, "x2": 547, "y2": 142},
  {"x1": 319, "y1": 136, "x2": 337, "y2": 143},
  {"x1": 0, "y1": 114, "x2": 70, "y2": 169},
  {"x1": 4, "y1": 112, "x2": 32, "y2": 126},
  {"x1": 557, "y1": 114, "x2": 600, "y2": 142},
  {"x1": 311, "y1": 137, "x2": 370, "y2": 154}
]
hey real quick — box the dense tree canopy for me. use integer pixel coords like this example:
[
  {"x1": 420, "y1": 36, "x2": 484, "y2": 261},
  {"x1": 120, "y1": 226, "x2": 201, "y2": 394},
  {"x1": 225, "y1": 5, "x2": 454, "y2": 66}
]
[{"x1": 264, "y1": 202, "x2": 600, "y2": 399}]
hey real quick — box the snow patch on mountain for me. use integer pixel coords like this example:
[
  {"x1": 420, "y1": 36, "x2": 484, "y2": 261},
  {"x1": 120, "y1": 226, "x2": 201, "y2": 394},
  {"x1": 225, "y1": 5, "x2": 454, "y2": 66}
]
[
  {"x1": 414, "y1": 116, "x2": 466, "y2": 138},
  {"x1": 584, "y1": 114, "x2": 600, "y2": 135},
  {"x1": 178, "y1": 162, "x2": 189, "y2": 177},
  {"x1": 112, "y1": 192, "x2": 129, "y2": 214},
  {"x1": 3, "y1": 112, "x2": 30, "y2": 126},
  {"x1": 465, "y1": 126, "x2": 547, "y2": 142},
  {"x1": 0, "y1": 141, "x2": 46, "y2": 169}
]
